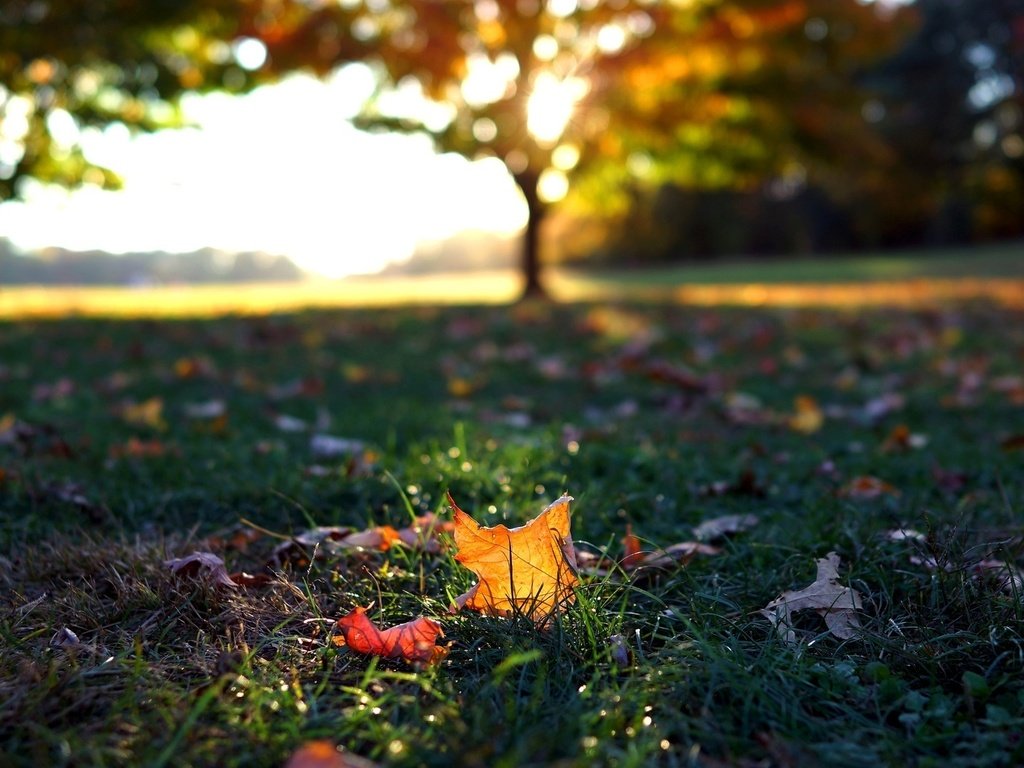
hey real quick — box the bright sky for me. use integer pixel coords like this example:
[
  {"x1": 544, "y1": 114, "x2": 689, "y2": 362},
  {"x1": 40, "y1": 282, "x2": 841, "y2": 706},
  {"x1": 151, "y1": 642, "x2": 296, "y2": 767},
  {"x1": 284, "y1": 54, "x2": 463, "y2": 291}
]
[{"x1": 0, "y1": 66, "x2": 527, "y2": 278}]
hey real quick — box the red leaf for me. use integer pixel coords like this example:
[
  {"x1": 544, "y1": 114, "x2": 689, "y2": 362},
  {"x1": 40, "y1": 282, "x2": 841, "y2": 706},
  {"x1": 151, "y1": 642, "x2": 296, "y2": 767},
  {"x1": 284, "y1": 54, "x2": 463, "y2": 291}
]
[
  {"x1": 284, "y1": 741, "x2": 380, "y2": 768},
  {"x1": 620, "y1": 523, "x2": 645, "y2": 569},
  {"x1": 334, "y1": 607, "x2": 447, "y2": 666}
]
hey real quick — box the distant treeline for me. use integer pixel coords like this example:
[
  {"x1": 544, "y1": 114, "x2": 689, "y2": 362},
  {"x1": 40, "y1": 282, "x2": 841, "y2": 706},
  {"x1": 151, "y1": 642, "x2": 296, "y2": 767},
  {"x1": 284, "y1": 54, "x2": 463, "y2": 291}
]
[
  {"x1": 0, "y1": 244, "x2": 305, "y2": 285},
  {"x1": 563, "y1": 0, "x2": 1024, "y2": 266}
]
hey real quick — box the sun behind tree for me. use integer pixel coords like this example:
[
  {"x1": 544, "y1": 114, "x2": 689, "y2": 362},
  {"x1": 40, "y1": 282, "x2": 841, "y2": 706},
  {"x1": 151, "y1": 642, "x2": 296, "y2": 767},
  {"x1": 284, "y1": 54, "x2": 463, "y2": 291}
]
[{"x1": 244, "y1": 0, "x2": 911, "y2": 298}]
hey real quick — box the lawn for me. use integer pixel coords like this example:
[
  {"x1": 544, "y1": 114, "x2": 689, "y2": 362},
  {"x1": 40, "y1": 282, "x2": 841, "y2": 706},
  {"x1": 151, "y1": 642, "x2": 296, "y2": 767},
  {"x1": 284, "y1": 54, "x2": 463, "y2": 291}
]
[{"x1": 1, "y1": 288, "x2": 1023, "y2": 766}]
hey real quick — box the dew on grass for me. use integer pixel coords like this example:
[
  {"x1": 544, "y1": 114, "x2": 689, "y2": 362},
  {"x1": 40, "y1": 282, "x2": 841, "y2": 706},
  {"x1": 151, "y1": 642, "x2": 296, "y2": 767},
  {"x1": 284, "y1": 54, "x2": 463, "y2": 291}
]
[
  {"x1": 461, "y1": 461, "x2": 473, "y2": 471},
  {"x1": 448, "y1": 447, "x2": 461, "y2": 459}
]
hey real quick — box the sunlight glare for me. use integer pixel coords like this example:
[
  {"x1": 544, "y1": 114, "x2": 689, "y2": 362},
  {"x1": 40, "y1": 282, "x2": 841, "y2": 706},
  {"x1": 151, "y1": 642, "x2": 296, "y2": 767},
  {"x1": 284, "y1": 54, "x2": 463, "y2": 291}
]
[
  {"x1": 537, "y1": 168, "x2": 569, "y2": 203},
  {"x1": 461, "y1": 54, "x2": 514, "y2": 107},
  {"x1": 526, "y1": 73, "x2": 586, "y2": 146},
  {"x1": 0, "y1": 74, "x2": 526, "y2": 279}
]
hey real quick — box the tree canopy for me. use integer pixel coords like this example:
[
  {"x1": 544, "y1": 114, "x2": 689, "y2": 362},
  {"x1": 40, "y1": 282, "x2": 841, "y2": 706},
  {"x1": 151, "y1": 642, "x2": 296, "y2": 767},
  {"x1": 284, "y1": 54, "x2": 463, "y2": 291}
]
[
  {"x1": 2, "y1": 0, "x2": 915, "y2": 294},
  {"x1": 247, "y1": 0, "x2": 912, "y2": 293}
]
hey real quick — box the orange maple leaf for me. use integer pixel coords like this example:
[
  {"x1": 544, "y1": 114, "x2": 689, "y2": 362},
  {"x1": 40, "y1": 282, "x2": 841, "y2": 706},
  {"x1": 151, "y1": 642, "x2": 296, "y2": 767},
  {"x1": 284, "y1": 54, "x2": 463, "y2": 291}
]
[
  {"x1": 334, "y1": 606, "x2": 447, "y2": 666},
  {"x1": 449, "y1": 492, "x2": 578, "y2": 626}
]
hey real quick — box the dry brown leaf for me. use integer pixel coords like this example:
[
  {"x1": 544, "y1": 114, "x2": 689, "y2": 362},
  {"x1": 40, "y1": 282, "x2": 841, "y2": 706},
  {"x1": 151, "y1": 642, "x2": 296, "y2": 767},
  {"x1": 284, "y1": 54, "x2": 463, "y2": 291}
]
[
  {"x1": 164, "y1": 551, "x2": 238, "y2": 588},
  {"x1": 761, "y1": 552, "x2": 863, "y2": 644},
  {"x1": 450, "y1": 492, "x2": 578, "y2": 626},
  {"x1": 396, "y1": 512, "x2": 455, "y2": 553},
  {"x1": 284, "y1": 741, "x2": 380, "y2": 768},
  {"x1": 630, "y1": 541, "x2": 721, "y2": 570},
  {"x1": 334, "y1": 606, "x2": 447, "y2": 666},
  {"x1": 692, "y1": 513, "x2": 759, "y2": 541}
]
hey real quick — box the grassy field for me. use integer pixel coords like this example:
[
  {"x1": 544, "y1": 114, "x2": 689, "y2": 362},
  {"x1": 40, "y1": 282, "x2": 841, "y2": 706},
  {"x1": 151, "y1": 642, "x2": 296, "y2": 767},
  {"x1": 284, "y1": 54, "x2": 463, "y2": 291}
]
[
  {"x1": 2, "y1": 271, "x2": 1024, "y2": 765},
  {"x1": 1, "y1": 241, "x2": 1021, "y2": 318}
]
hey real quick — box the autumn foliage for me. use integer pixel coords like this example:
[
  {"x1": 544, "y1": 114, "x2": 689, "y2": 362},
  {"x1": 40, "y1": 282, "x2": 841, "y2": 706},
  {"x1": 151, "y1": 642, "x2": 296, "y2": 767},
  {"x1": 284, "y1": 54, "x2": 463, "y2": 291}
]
[{"x1": 450, "y1": 492, "x2": 579, "y2": 625}]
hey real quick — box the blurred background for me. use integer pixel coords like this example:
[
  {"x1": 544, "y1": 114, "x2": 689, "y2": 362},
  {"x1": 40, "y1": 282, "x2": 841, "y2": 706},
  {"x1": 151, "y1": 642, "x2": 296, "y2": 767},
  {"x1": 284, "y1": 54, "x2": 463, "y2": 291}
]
[{"x1": 0, "y1": 0, "x2": 1020, "y2": 298}]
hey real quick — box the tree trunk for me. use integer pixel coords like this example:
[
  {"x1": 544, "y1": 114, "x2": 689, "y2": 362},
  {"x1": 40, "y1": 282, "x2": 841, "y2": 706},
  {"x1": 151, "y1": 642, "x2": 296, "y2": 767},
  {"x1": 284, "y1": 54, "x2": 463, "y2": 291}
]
[{"x1": 515, "y1": 172, "x2": 548, "y2": 300}]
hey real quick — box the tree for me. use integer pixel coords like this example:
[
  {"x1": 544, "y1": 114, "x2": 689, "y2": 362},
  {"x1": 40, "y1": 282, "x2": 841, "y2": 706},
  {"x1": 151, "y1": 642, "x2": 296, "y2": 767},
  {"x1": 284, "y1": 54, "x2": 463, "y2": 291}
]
[
  {"x1": 865, "y1": 0, "x2": 1024, "y2": 243},
  {"x1": 246, "y1": 0, "x2": 912, "y2": 296},
  {"x1": 2, "y1": 1, "x2": 912, "y2": 297},
  {"x1": 0, "y1": 1, "x2": 274, "y2": 199}
]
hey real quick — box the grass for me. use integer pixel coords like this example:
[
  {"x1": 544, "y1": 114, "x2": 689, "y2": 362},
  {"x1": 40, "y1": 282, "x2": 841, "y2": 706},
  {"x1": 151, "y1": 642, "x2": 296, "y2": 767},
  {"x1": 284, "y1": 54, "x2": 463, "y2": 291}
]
[
  {"x1": 1, "y1": 240, "x2": 1021, "y2": 318},
  {"x1": 1, "y1": 287, "x2": 1024, "y2": 766}
]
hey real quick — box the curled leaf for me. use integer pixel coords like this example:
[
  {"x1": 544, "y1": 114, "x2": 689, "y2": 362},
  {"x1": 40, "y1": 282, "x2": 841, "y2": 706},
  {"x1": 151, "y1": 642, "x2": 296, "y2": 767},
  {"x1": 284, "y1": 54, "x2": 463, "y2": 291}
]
[
  {"x1": 164, "y1": 551, "x2": 238, "y2": 588},
  {"x1": 761, "y1": 552, "x2": 863, "y2": 644},
  {"x1": 450, "y1": 492, "x2": 578, "y2": 626},
  {"x1": 334, "y1": 606, "x2": 447, "y2": 666},
  {"x1": 692, "y1": 513, "x2": 759, "y2": 541}
]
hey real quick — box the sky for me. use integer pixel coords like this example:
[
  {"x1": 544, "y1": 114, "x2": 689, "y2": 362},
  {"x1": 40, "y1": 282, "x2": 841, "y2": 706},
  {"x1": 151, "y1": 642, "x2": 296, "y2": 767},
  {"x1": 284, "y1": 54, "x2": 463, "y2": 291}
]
[{"x1": 0, "y1": 66, "x2": 527, "y2": 279}]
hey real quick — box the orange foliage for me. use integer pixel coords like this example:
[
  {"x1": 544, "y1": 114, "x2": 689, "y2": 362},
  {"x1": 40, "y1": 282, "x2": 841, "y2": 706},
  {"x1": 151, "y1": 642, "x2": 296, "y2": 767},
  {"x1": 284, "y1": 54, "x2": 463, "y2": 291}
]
[{"x1": 450, "y1": 492, "x2": 578, "y2": 626}]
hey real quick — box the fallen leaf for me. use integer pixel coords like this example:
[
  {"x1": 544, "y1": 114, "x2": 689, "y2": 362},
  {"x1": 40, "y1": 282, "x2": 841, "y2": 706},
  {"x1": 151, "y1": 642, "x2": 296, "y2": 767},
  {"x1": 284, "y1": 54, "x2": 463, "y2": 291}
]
[
  {"x1": 228, "y1": 571, "x2": 274, "y2": 588},
  {"x1": 269, "y1": 376, "x2": 324, "y2": 400},
  {"x1": 607, "y1": 633, "x2": 632, "y2": 667},
  {"x1": 881, "y1": 424, "x2": 928, "y2": 452},
  {"x1": 396, "y1": 513, "x2": 455, "y2": 553},
  {"x1": 342, "y1": 526, "x2": 401, "y2": 551},
  {"x1": 273, "y1": 414, "x2": 309, "y2": 432},
  {"x1": 270, "y1": 526, "x2": 354, "y2": 566},
  {"x1": 165, "y1": 552, "x2": 238, "y2": 588},
  {"x1": 118, "y1": 397, "x2": 166, "y2": 430},
  {"x1": 50, "y1": 627, "x2": 81, "y2": 648},
  {"x1": 628, "y1": 541, "x2": 721, "y2": 571},
  {"x1": 32, "y1": 377, "x2": 75, "y2": 403},
  {"x1": 107, "y1": 438, "x2": 173, "y2": 459},
  {"x1": 310, "y1": 434, "x2": 366, "y2": 458},
  {"x1": 788, "y1": 395, "x2": 823, "y2": 434},
  {"x1": 38, "y1": 481, "x2": 106, "y2": 521},
  {"x1": 1000, "y1": 434, "x2": 1024, "y2": 452},
  {"x1": 183, "y1": 399, "x2": 226, "y2": 419},
  {"x1": 972, "y1": 560, "x2": 1024, "y2": 595},
  {"x1": 692, "y1": 513, "x2": 760, "y2": 541},
  {"x1": 450, "y1": 492, "x2": 578, "y2": 626},
  {"x1": 334, "y1": 606, "x2": 447, "y2": 666},
  {"x1": 761, "y1": 552, "x2": 863, "y2": 644},
  {"x1": 284, "y1": 741, "x2": 380, "y2": 768},
  {"x1": 174, "y1": 357, "x2": 215, "y2": 379},
  {"x1": 621, "y1": 524, "x2": 644, "y2": 569},
  {"x1": 885, "y1": 528, "x2": 926, "y2": 542},
  {"x1": 838, "y1": 475, "x2": 900, "y2": 499}
]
